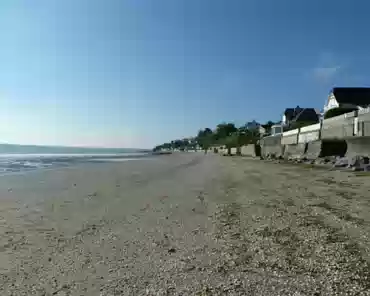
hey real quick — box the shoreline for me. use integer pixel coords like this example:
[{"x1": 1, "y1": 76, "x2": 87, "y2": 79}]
[
  {"x1": 0, "y1": 158, "x2": 144, "y2": 179},
  {"x1": 0, "y1": 152, "x2": 152, "y2": 177}
]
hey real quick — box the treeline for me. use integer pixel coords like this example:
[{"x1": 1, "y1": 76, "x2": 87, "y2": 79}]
[{"x1": 153, "y1": 121, "x2": 276, "y2": 151}]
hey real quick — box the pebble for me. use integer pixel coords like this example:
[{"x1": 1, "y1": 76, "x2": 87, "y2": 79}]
[{"x1": 168, "y1": 247, "x2": 176, "y2": 254}]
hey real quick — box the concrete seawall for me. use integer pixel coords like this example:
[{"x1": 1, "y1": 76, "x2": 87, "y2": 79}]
[
  {"x1": 261, "y1": 118, "x2": 349, "y2": 161},
  {"x1": 260, "y1": 135, "x2": 283, "y2": 159},
  {"x1": 244, "y1": 109, "x2": 370, "y2": 163},
  {"x1": 230, "y1": 147, "x2": 238, "y2": 155},
  {"x1": 304, "y1": 141, "x2": 321, "y2": 160},
  {"x1": 281, "y1": 129, "x2": 302, "y2": 160},
  {"x1": 283, "y1": 143, "x2": 306, "y2": 160},
  {"x1": 298, "y1": 123, "x2": 321, "y2": 143},
  {"x1": 240, "y1": 144, "x2": 261, "y2": 157},
  {"x1": 344, "y1": 110, "x2": 370, "y2": 157},
  {"x1": 345, "y1": 137, "x2": 370, "y2": 158},
  {"x1": 321, "y1": 114, "x2": 347, "y2": 139},
  {"x1": 283, "y1": 139, "x2": 347, "y2": 160},
  {"x1": 320, "y1": 140, "x2": 347, "y2": 158}
]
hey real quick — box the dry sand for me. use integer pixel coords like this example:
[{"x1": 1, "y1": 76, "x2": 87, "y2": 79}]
[{"x1": 1, "y1": 153, "x2": 370, "y2": 295}]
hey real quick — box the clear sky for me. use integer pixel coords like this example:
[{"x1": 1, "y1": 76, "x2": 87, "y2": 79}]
[{"x1": 1, "y1": 0, "x2": 369, "y2": 148}]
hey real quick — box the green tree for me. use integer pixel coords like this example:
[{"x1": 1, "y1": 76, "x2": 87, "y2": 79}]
[
  {"x1": 224, "y1": 133, "x2": 238, "y2": 149},
  {"x1": 153, "y1": 119, "x2": 274, "y2": 152},
  {"x1": 236, "y1": 124, "x2": 260, "y2": 145},
  {"x1": 215, "y1": 123, "x2": 237, "y2": 139},
  {"x1": 196, "y1": 128, "x2": 214, "y2": 150}
]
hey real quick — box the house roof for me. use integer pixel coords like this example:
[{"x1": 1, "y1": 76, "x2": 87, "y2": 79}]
[
  {"x1": 284, "y1": 108, "x2": 294, "y2": 120},
  {"x1": 284, "y1": 106, "x2": 303, "y2": 121},
  {"x1": 246, "y1": 120, "x2": 260, "y2": 126},
  {"x1": 332, "y1": 87, "x2": 370, "y2": 107},
  {"x1": 292, "y1": 108, "x2": 319, "y2": 123}
]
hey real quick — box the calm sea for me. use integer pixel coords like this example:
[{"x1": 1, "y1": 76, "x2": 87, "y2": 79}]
[{"x1": 0, "y1": 144, "x2": 150, "y2": 174}]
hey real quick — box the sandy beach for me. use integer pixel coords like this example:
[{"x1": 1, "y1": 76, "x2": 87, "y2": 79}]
[{"x1": 1, "y1": 153, "x2": 370, "y2": 295}]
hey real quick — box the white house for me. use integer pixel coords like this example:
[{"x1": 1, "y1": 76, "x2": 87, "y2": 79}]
[{"x1": 323, "y1": 87, "x2": 370, "y2": 113}]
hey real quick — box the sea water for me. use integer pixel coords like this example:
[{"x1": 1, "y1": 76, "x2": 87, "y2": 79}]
[{"x1": 0, "y1": 144, "x2": 149, "y2": 174}]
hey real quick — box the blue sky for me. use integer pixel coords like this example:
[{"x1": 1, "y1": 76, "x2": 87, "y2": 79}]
[{"x1": 1, "y1": 0, "x2": 370, "y2": 148}]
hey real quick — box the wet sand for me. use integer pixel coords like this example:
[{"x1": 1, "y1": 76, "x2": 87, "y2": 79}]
[{"x1": 1, "y1": 154, "x2": 370, "y2": 295}]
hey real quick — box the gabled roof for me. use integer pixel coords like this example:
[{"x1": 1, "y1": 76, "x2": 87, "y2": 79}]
[
  {"x1": 332, "y1": 87, "x2": 370, "y2": 107},
  {"x1": 284, "y1": 106, "x2": 303, "y2": 121},
  {"x1": 292, "y1": 108, "x2": 319, "y2": 123}
]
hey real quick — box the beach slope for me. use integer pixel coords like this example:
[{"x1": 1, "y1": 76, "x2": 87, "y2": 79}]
[{"x1": 1, "y1": 154, "x2": 370, "y2": 295}]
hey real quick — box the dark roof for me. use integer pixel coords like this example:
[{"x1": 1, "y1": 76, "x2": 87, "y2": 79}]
[
  {"x1": 332, "y1": 87, "x2": 370, "y2": 107},
  {"x1": 292, "y1": 108, "x2": 319, "y2": 123},
  {"x1": 284, "y1": 108, "x2": 294, "y2": 120},
  {"x1": 284, "y1": 106, "x2": 304, "y2": 121}
]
